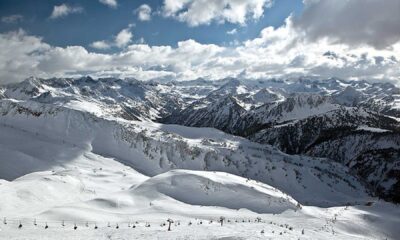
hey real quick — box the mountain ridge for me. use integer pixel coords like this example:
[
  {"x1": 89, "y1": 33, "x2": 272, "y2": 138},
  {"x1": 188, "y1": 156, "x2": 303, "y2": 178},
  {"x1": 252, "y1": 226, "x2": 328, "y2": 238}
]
[{"x1": 1, "y1": 76, "x2": 399, "y2": 203}]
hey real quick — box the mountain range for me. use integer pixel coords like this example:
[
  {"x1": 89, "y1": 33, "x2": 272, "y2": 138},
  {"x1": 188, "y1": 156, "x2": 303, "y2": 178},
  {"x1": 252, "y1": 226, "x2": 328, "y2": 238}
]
[{"x1": 0, "y1": 76, "x2": 399, "y2": 239}]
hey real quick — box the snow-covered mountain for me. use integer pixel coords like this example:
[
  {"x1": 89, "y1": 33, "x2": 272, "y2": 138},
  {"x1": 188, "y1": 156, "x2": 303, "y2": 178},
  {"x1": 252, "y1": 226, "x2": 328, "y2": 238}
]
[
  {"x1": 0, "y1": 98, "x2": 367, "y2": 206},
  {"x1": 3, "y1": 76, "x2": 184, "y2": 121},
  {"x1": 1, "y1": 76, "x2": 399, "y2": 239},
  {"x1": 250, "y1": 107, "x2": 400, "y2": 201},
  {"x1": 161, "y1": 77, "x2": 400, "y2": 203}
]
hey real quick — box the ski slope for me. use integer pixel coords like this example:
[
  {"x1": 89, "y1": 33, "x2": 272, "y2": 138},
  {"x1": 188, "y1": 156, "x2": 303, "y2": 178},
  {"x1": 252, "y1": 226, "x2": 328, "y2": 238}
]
[{"x1": 0, "y1": 93, "x2": 399, "y2": 239}]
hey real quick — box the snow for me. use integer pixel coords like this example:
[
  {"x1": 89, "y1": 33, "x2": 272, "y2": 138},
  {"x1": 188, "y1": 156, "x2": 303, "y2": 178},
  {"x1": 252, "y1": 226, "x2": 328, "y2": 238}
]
[
  {"x1": 250, "y1": 94, "x2": 341, "y2": 125},
  {"x1": 0, "y1": 100, "x2": 372, "y2": 207},
  {"x1": 356, "y1": 125, "x2": 390, "y2": 133},
  {"x1": 392, "y1": 95, "x2": 400, "y2": 109},
  {"x1": 236, "y1": 85, "x2": 248, "y2": 94},
  {"x1": 0, "y1": 124, "x2": 148, "y2": 218},
  {"x1": 1, "y1": 201, "x2": 399, "y2": 239},
  {"x1": 0, "y1": 77, "x2": 400, "y2": 239},
  {"x1": 63, "y1": 100, "x2": 104, "y2": 116},
  {"x1": 131, "y1": 170, "x2": 298, "y2": 214}
]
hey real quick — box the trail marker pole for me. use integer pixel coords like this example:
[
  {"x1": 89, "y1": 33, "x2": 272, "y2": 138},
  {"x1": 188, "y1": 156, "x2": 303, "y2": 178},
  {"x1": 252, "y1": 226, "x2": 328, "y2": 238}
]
[{"x1": 167, "y1": 219, "x2": 174, "y2": 231}]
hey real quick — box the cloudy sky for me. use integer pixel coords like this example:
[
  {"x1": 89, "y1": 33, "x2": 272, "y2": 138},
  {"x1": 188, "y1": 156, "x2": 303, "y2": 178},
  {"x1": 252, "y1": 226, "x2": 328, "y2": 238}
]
[{"x1": 0, "y1": 0, "x2": 399, "y2": 84}]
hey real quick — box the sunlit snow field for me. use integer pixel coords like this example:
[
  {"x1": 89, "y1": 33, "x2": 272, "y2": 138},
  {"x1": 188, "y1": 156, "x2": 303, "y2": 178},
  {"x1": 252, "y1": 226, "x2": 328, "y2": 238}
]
[
  {"x1": 0, "y1": 122, "x2": 399, "y2": 240},
  {"x1": 0, "y1": 78, "x2": 399, "y2": 239}
]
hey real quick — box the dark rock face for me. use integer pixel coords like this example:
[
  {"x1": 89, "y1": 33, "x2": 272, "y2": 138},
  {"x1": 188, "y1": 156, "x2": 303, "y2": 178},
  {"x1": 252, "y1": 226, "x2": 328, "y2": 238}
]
[{"x1": 352, "y1": 149, "x2": 400, "y2": 203}]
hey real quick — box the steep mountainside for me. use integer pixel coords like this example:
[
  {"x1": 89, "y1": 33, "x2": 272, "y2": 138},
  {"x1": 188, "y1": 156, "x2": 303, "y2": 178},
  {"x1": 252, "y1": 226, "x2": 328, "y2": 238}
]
[
  {"x1": 3, "y1": 76, "x2": 183, "y2": 121},
  {"x1": 161, "y1": 78, "x2": 400, "y2": 202},
  {"x1": 0, "y1": 98, "x2": 368, "y2": 206},
  {"x1": 1, "y1": 76, "x2": 400, "y2": 239},
  {"x1": 1, "y1": 76, "x2": 399, "y2": 203},
  {"x1": 163, "y1": 95, "x2": 247, "y2": 133},
  {"x1": 250, "y1": 107, "x2": 400, "y2": 202}
]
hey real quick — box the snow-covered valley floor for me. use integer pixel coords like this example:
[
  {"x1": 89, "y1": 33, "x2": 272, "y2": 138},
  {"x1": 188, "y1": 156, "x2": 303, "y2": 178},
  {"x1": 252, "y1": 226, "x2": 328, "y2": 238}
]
[
  {"x1": 1, "y1": 202, "x2": 399, "y2": 240},
  {"x1": 0, "y1": 108, "x2": 399, "y2": 239}
]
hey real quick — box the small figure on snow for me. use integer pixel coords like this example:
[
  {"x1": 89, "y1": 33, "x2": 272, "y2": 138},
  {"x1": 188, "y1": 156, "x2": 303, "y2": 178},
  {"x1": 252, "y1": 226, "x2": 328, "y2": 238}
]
[
  {"x1": 167, "y1": 218, "x2": 174, "y2": 231},
  {"x1": 219, "y1": 216, "x2": 225, "y2": 226}
]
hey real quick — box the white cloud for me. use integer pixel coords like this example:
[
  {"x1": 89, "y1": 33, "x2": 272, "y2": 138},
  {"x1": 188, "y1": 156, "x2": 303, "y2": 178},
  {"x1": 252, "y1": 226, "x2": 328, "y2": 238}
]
[
  {"x1": 2, "y1": 0, "x2": 399, "y2": 85},
  {"x1": 1, "y1": 20, "x2": 399, "y2": 85},
  {"x1": 162, "y1": 0, "x2": 272, "y2": 26},
  {"x1": 137, "y1": 37, "x2": 146, "y2": 44},
  {"x1": 90, "y1": 40, "x2": 111, "y2": 50},
  {"x1": 1, "y1": 14, "x2": 23, "y2": 24},
  {"x1": 239, "y1": 18, "x2": 400, "y2": 81},
  {"x1": 294, "y1": 0, "x2": 400, "y2": 49},
  {"x1": 50, "y1": 4, "x2": 83, "y2": 19},
  {"x1": 0, "y1": 29, "x2": 50, "y2": 83},
  {"x1": 227, "y1": 28, "x2": 237, "y2": 35},
  {"x1": 99, "y1": 0, "x2": 117, "y2": 8},
  {"x1": 90, "y1": 26, "x2": 134, "y2": 50},
  {"x1": 135, "y1": 4, "x2": 152, "y2": 21},
  {"x1": 115, "y1": 28, "x2": 133, "y2": 48}
]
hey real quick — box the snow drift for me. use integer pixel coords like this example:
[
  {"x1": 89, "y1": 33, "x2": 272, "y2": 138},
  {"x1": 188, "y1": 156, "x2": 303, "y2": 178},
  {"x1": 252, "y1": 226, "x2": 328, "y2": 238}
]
[{"x1": 131, "y1": 170, "x2": 299, "y2": 214}]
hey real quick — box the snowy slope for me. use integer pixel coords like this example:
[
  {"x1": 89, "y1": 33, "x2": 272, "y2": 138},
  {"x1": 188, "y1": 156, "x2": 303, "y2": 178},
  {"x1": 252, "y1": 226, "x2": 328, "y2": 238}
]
[
  {"x1": 130, "y1": 170, "x2": 298, "y2": 214},
  {"x1": 3, "y1": 76, "x2": 184, "y2": 121},
  {"x1": 40, "y1": 169, "x2": 299, "y2": 225},
  {"x1": 1, "y1": 76, "x2": 400, "y2": 239},
  {"x1": 0, "y1": 120, "x2": 399, "y2": 239},
  {"x1": 160, "y1": 78, "x2": 400, "y2": 202},
  {"x1": 249, "y1": 107, "x2": 400, "y2": 202},
  {"x1": 1, "y1": 201, "x2": 399, "y2": 240},
  {"x1": 0, "y1": 99, "x2": 369, "y2": 206}
]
